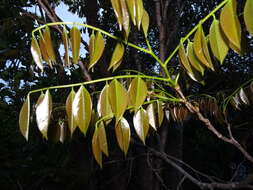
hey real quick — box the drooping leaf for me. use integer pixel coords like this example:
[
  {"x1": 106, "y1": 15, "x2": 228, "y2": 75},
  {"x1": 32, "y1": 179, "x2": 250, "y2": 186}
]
[
  {"x1": 142, "y1": 9, "x2": 149, "y2": 37},
  {"x1": 92, "y1": 127, "x2": 102, "y2": 168},
  {"x1": 187, "y1": 41, "x2": 205, "y2": 75},
  {"x1": 220, "y1": 0, "x2": 242, "y2": 54},
  {"x1": 31, "y1": 36, "x2": 43, "y2": 71},
  {"x1": 244, "y1": 0, "x2": 253, "y2": 36},
  {"x1": 108, "y1": 80, "x2": 129, "y2": 124},
  {"x1": 231, "y1": 93, "x2": 241, "y2": 110},
  {"x1": 43, "y1": 26, "x2": 56, "y2": 64},
  {"x1": 19, "y1": 96, "x2": 30, "y2": 141},
  {"x1": 126, "y1": 0, "x2": 136, "y2": 25},
  {"x1": 97, "y1": 122, "x2": 109, "y2": 157},
  {"x1": 128, "y1": 77, "x2": 147, "y2": 112},
  {"x1": 38, "y1": 35, "x2": 50, "y2": 66},
  {"x1": 136, "y1": 0, "x2": 144, "y2": 29},
  {"x1": 178, "y1": 42, "x2": 195, "y2": 76},
  {"x1": 49, "y1": 120, "x2": 67, "y2": 143},
  {"x1": 209, "y1": 18, "x2": 229, "y2": 64},
  {"x1": 146, "y1": 101, "x2": 164, "y2": 130},
  {"x1": 70, "y1": 26, "x2": 81, "y2": 64},
  {"x1": 66, "y1": 89, "x2": 77, "y2": 136},
  {"x1": 115, "y1": 117, "x2": 131, "y2": 155},
  {"x1": 97, "y1": 84, "x2": 114, "y2": 125},
  {"x1": 36, "y1": 90, "x2": 52, "y2": 139},
  {"x1": 62, "y1": 27, "x2": 70, "y2": 66},
  {"x1": 108, "y1": 43, "x2": 125, "y2": 72},
  {"x1": 193, "y1": 25, "x2": 214, "y2": 71},
  {"x1": 89, "y1": 32, "x2": 105, "y2": 70},
  {"x1": 111, "y1": 0, "x2": 123, "y2": 30},
  {"x1": 120, "y1": 0, "x2": 130, "y2": 35},
  {"x1": 133, "y1": 108, "x2": 149, "y2": 144},
  {"x1": 72, "y1": 86, "x2": 92, "y2": 135},
  {"x1": 239, "y1": 88, "x2": 250, "y2": 105}
]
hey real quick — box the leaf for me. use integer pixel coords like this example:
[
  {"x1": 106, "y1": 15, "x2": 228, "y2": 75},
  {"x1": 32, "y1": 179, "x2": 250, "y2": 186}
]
[
  {"x1": 115, "y1": 117, "x2": 131, "y2": 155},
  {"x1": 108, "y1": 42, "x2": 124, "y2": 72},
  {"x1": 244, "y1": 0, "x2": 253, "y2": 36},
  {"x1": 193, "y1": 25, "x2": 214, "y2": 71},
  {"x1": 31, "y1": 36, "x2": 43, "y2": 71},
  {"x1": 126, "y1": 0, "x2": 136, "y2": 25},
  {"x1": 72, "y1": 86, "x2": 92, "y2": 135},
  {"x1": 146, "y1": 101, "x2": 164, "y2": 130},
  {"x1": 36, "y1": 90, "x2": 52, "y2": 139},
  {"x1": 92, "y1": 127, "x2": 102, "y2": 168},
  {"x1": 108, "y1": 80, "x2": 129, "y2": 124},
  {"x1": 136, "y1": 0, "x2": 144, "y2": 29},
  {"x1": 120, "y1": 0, "x2": 130, "y2": 34},
  {"x1": 111, "y1": 0, "x2": 123, "y2": 30},
  {"x1": 66, "y1": 89, "x2": 77, "y2": 136},
  {"x1": 38, "y1": 35, "x2": 50, "y2": 65},
  {"x1": 43, "y1": 26, "x2": 56, "y2": 64},
  {"x1": 178, "y1": 42, "x2": 195, "y2": 76},
  {"x1": 239, "y1": 88, "x2": 250, "y2": 105},
  {"x1": 220, "y1": 0, "x2": 242, "y2": 54},
  {"x1": 209, "y1": 18, "x2": 229, "y2": 64},
  {"x1": 133, "y1": 108, "x2": 149, "y2": 144},
  {"x1": 187, "y1": 41, "x2": 205, "y2": 75},
  {"x1": 89, "y1": 32, "x2": 105, "y2": 70},
  {"x1": 62, "y1": 27, "x2": 70, "y2": 66},
  {"x1": 128, "y1": 77, "x2": 147, "y2": 112},
  {"x1": 70, "y1": 26, "x2": 81, "y2": 64},
  {"x1": 97, "y1": 84, "x2": 114, "y2": 125},
  {"x1": 19, "y1": 96, "x2": 30, "y2": 141},
  {"x1": 142, "y1": 9, "x2": 149, "y2": 37},
  {"x1": 97, "y1": 122, "x2": 109, "y2": 157}
]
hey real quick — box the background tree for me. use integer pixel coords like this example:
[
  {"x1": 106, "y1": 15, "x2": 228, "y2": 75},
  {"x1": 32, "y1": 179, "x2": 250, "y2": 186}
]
[{"x1": 1, "y1": 0, "x2": 253, "y2": 190}]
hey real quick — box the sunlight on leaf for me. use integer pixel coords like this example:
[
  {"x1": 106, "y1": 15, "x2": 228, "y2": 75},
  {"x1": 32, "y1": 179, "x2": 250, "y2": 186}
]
[
  {"x1": 108, "y1": 80, "x2": 129, "y2": 124},
  {"x1": 108, "y1": 42, "x2": 124, "y2": 72},
  {"x1": 220, "y1": 0, "x2": 242, "y2": 54},
  {"x1": 111, "y1": 0, "x2": 123, "y2": 30},
  {"x1": 70, "y1": 26, "x2": 81, "y2": 64},
  {"x1": 19, "y1": 96, "x2": 30, "y2": 141},
  {"x1": 36, "y1": 90, "x2": 52, "y2": 139},
  {"x1": 43, "y1": 26, "x2": 56, "y2": 65},
  {"x1": 136, "y1": 0, "x2": 144, "y2": 30},
  {"x1": 66, "y1": 89, "x2": 77, "y2": 136},
  {"x1": 244, "y1": 0, "x2": 253, "y2": 36},
  {"x1": 133, "y1": 108, "x2": 149, "y2": 144},
  {"x1": 31, "y1": 36, "x2": 43, "y2": 71},
  {"x1": 62, "y1": 27, "x2": 70, "y2": 66},
  {"x1": 146, "y1": 101, "x2": 164, "y2": 130},
  {"x1": 128, "y1": 77, "x2": 147, "y2": 112},
  {"x1": 72, "y1": 86, "x2": 92, "y2": 135},
  {"x1": 92, "y1": 127, "x2": 103, "y2": 168},
  {"x1": 115, "y1": 117, "x2": 131, "y2": 155},
  {"x1": 142, "y1": 9, "x2": 149, "y2": 37}
]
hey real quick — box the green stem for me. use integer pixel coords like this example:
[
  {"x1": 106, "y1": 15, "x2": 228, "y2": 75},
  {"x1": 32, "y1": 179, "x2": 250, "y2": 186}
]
[
  {"x1": 164, "y1": 0, "x2": 230, "y2": 66},
  {"x1": 28, "y1": 75, "x2": 172, "y2": 95}
]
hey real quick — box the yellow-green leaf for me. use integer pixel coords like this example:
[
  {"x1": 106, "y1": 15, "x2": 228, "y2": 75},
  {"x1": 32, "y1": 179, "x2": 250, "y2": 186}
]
[
  {"x1": 70, "y1": 26, "x2": 81, "y2": 64},
  {"x1": 115, "y1": 117, "x2": 131, "y2": 155},
  {"x1": 220, "y1": 0, "x2": 242, "y2": 54},
  {"x1": 187, "y1": 41, "x2": 205, "y2": 75},
  {"x1": 142, "y1": 9, "x2": 149, "y2": 37},
  {"x1": 92, "y1": 127, "x2": 102, "y2": 168},
  {"x1": 108, "y1": 43, "x2": 124, "y2": 72},
  {"x1": 244, "y1": 0, "x2": 253, "y2": 36},
  {"x1": 89, "y1": 32, "x2": 105, "y2": 70},
  {"x1": 66, "y1": 89, "x2": 77, "y2": 136},
  {"x1": 111, "y1": 0, "x2": 123, "y2": 30},
  {"x1": 209, "y1": 18, "x2": 229, "y2": 64},
  {"x1": 97, "y1": 84, "x2": 114, "y2": 125},
  {"x1": 62, "y1": 27, "x2": 70, "y2": 66},
  {"x1": 19, "y1": 96, "x2": 30, "y2": 141},
  {"x1": 31, "y1": 36, "x2": 43, "y2": 71},
  {"x1": 128, "y1": 77, "x2": 147, "y2": 112},
  {"x1": 108, "y1": 80, "x2": 129, "y2": 124},
  {"x1": 146, "y1": 101, "x2": 164, "y2": 130},
  {"x1": 126, "y1": 0, "x2": 136, "y2": 25},
  {"x1": 72, "y1": 86, "x2": 92, "y2": 135},
  {"x1": 120, "y1": 0, "x2": 130, "y2": 34},
  {"x1": 193, "y1": 25, "x2": 214, "y2": 71},
  {"x1": 43, "y1": 27, "x2": 56, "y2": 64},
  {"x1": 97, "y1": 122, "x2": 109, "y2": 157},
  {"x1": 36, "y1": 90, "x2": 52, "y2": 139},
  {"x1": 38, "y1": 36, "x2": 50, "y2": 65},
  {"x1": 133, "y1": 108, "x2": 149, "y2": 144},
  {"x1": 136, "y1": 0, "x2": 144, "y2": 29},
  {"x1": 178, "y1": 42, "x2": 194, "y2": 76}
]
